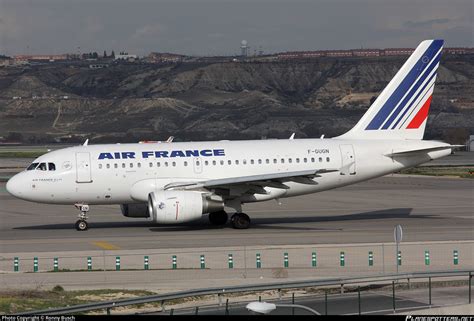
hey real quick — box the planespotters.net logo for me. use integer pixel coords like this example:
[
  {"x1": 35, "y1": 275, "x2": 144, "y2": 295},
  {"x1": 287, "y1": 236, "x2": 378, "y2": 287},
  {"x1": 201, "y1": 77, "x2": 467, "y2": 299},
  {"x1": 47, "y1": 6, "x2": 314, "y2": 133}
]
[{"x1": 406, "y1": 316, "x2": 474, "y2": 321}]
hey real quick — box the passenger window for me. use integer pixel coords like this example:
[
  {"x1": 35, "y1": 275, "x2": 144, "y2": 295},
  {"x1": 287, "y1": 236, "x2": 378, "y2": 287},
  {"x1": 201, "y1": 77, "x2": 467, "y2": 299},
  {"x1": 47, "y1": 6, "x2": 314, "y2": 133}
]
[
  {"x1": 273, "y1": 159, "x2": 277, "y2": 164},
  {"x1": 235, "y1": 160, "x2": 239, "y2": 165},
  {"x1": 296, "y1": 158, "x2": 300, "y2": 163},
  {"x1": 258, "y1": 159, "x2": 262, "y2": 164},
  {"x1": 251, "y1": 160, "x2": 254, "y2": 165},
  {"x1": 228, "y1": 160, "x2": 231, "y2": 165},
  {"x1": 37, "y1": 163, "x2": 47, "y2": 171},
  {"x1": 106, "y1": 164, "x2": 110, "y2": 169},
  {"x1": 184, "y1": 161, "x2": 188, "y2": 166},
  {"x1": 27, "y1": 163, "x2": 39, "y2": 170},
  {"x1": 99, "y1": 164, "x2": 103, "y2": 169},
  {"x1": 220, "y1": 160, "x2": 224, "y2": 165},
  {"x1": 311, "y1": 157, "x2": 315, "y2": 163},
  {"x1": 122, "y1": 163, "x2": 126, "y2": 168},
  {"x1": 319, "y1": 157, "x2": 323, "y2": 162},
  {"x1": 172, "y1": 162, "x2": 176, "y2": 167},
  {"x1": 304, "y1": 158, "x2": 308, "y2": 163},
  {"x1": 243, "y1": 160, "x2": 247, "y2": 165},
  {"x1": 157, "y1": 162, "x2": 161, "y2": 167},
  {"x1": 149, "y1": 162, "x2": 153, "y2": 167},
  {"x1": 114, "y1": 163, "x2": 118, "y2": 169},
  {"x1": 288, "y1": 158, "x2": 292, "y2": 163},
  {"x1": 165, "y1": 162, "x2": 169, "y2": 167},
  {"x1": 195, "y1": 161, "x2": 199, "y2": 166},
  {"x1": 130, "y1": 163, "x2": 133, "y2": 168},
  {"x1": 326, "y1": 157, "x2": 330, "y2": 162},
  {"x1": 138, "y1": 163, "x2": 141, "y2": 168},
  {"x1": 212, "y1": 160, "x2": 216, "y2": 165},
  {"x1": 48, "y1": 163, "x2": 56, "y2": 171},
  {"x1": 204, "y1": 161, "x2": 209, "y2": 166},
  {"x1": 266, "y1": 159, "x2": 270, "y2": 164},
  {"x1": 281, "y1": 158, "x2": 285, "y2": 164}
]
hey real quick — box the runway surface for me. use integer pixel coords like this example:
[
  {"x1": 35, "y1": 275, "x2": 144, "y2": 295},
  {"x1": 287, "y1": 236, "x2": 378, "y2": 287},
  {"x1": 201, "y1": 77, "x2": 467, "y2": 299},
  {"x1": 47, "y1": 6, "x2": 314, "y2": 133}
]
[{"x1": 0, "y1": 175, "x2": 472, "y2": 253}]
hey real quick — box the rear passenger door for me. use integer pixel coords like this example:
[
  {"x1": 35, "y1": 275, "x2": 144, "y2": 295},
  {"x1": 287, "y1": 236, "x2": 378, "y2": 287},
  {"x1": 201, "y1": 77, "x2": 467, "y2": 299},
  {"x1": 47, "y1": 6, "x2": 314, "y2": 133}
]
[{"x1": 339, "y1": 145, "x2": 356, "y2": 175}]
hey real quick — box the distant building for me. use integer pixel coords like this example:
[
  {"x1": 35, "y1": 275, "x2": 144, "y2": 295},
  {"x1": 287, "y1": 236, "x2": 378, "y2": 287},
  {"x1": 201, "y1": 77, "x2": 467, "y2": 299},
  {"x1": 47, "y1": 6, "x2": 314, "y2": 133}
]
[
  {"x1": 275, "y1": 46, "x2": 473, "y2": 60},
  {"x1": 352, "y1": 49, "x2": 381, "y2": 57},
  {"x1": 89, "y1": 63, "x2": 109, "y2": 70},
  {"x1": 0, "y1": 58, "x2": 13, "y2": 66},
  {"x1": 445, "y1": 47, "x2": 474, "y2": 55},
  {"x1": 241, "y1": 40, "x2": 249, "y2": 57},
  {"x1": 13, "y1": 54, "x2": 68, "y2": 62},
  {"x1": 147, "y1": 52, "x2": 186, "y2": 63},
  {"x1": 114, "y1": 52, "x2": 138, "y2": 61},
  {"x1": 468, "y1": 135, "x2": 474, "y2": 152},
  {"x1": 325, "y1": 50, "x2": 353, "y2": 57},
  {"x1": 382, "y1": 48, "x2": 414, "y2": 56}
]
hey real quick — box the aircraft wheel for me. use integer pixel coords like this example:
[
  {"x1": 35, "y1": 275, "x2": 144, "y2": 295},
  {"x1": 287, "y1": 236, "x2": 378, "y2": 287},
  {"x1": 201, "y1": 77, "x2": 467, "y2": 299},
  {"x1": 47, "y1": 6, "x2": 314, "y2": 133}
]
[
  {"x1": 231, "y1": 213, "x2": 251, "y2": 229},
  {"x1": 75, "y1": 220, "x2": 88, "y2": 231},
  {"x1": 209, "y1": 210, "x2": 228, "y2": 225}
]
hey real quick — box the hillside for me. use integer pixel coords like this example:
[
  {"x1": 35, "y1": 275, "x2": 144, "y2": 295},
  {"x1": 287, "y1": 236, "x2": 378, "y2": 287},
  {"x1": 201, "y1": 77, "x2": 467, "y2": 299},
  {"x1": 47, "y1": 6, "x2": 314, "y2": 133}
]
[{"x1": 0, "y1": 55, "x2": 472, "y2": 143}]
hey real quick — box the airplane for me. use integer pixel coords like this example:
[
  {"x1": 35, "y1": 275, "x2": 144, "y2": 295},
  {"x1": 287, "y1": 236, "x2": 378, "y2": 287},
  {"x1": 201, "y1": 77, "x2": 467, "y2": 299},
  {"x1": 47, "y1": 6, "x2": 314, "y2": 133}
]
[{"x1": 6, "y1": 39, "x2": 460, "y2": 231}]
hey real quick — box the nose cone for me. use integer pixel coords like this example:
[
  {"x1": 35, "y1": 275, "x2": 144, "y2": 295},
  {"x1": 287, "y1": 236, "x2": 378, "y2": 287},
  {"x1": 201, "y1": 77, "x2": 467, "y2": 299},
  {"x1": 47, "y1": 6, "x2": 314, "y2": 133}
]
[{"x1": 6, "y1": 174, "x2": 24, "y2": 199}]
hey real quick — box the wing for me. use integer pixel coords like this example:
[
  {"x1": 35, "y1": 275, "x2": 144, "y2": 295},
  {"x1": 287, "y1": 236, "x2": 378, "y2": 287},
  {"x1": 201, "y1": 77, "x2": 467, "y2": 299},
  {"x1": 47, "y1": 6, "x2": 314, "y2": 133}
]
[{"x1": 163, "y1": 169, "x2": 339, "y2": 194}]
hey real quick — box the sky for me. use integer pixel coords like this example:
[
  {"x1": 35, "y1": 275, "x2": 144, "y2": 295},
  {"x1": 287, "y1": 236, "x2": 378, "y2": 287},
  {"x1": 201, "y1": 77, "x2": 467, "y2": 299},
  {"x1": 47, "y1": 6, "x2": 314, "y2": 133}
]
[{"x1": 0, "y1": 0, "x2": 472, "y2": 56}]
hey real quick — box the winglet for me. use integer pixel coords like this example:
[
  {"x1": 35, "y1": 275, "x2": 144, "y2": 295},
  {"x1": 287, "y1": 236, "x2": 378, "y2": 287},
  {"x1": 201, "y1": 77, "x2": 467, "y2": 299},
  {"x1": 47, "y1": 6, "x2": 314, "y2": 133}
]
[
  {"x1": 83, "y1": 139, "x2": 89, "y2": 146},
  {"x1": 289, "y1": 133, "x2": 295, "y2": 140}
]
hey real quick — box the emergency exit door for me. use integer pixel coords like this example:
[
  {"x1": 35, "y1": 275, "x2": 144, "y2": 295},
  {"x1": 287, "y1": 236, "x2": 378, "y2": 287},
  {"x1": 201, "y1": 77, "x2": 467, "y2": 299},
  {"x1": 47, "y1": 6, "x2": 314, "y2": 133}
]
[
  {"x1": 193, "y1": 157, "x2": 203, "y2": 174},
  {"x1": 76, "y1": 152, "x2": 92, "y2": 183},
  {"x1": 339, "y1": 145, "x2": 356, "y2": 175}
]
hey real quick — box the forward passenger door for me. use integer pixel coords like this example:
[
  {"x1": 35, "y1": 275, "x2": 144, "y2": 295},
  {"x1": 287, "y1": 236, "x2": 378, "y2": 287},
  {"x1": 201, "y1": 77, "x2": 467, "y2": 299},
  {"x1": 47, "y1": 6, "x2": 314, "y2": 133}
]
[{"x1": 76, "y1": 152, "x2": 93, "y2": 183}]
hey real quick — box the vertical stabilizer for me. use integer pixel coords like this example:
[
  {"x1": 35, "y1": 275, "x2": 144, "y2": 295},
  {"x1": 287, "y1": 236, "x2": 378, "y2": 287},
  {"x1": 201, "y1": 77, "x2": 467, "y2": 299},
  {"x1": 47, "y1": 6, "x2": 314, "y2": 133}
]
[{"x1": 339, "y1": 39, "x2": 444, "y2": 140}]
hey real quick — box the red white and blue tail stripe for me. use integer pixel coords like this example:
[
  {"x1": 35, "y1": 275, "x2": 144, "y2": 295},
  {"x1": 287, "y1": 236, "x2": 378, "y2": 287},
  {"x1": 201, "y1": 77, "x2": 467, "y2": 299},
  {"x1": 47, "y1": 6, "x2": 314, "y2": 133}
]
[{"x1": 339, "y1": 40, "x2": 443, "y2": 140}]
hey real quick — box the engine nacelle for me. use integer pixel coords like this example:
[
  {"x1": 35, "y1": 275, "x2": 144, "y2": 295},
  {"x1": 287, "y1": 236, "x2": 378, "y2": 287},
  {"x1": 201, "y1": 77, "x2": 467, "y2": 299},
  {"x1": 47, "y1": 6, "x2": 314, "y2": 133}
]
[
  {"x1": 148, "y1": 191, "x2": 223, "y2": 224},
  {"x1": 120, "y1": 203, "x2": 150, "y2": 218}
]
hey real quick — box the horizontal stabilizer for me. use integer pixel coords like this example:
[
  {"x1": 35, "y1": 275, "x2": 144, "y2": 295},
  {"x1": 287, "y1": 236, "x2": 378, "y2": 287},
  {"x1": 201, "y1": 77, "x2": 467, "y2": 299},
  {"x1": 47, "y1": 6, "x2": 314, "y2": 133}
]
[{"x1": 385, "y1": 145, "x2": 463, "y2": 157}]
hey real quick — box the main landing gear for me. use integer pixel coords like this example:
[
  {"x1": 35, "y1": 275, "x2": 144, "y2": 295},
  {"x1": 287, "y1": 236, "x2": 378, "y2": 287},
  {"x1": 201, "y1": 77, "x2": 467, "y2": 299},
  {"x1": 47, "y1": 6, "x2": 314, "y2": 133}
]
[
  {"x1": 74, "y1": 204, "x2": 90, "y2": 231},
  {"x1": 208, "y1": 211, "x2": 251, "y2": 229},
  {"x1": 230, "y1": 213, "x2": 251, "y2": 229}
]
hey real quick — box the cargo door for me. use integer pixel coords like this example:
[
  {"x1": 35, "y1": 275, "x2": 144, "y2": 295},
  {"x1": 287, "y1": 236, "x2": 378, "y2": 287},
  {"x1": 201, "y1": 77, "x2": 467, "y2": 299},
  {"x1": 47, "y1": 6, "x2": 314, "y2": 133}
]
[
  {"x1": 339, "y1": 144, "x2": 356, "y2": 175},
  {"x1": 76, "y1": 152, "x2": 92, "y2": 183}
]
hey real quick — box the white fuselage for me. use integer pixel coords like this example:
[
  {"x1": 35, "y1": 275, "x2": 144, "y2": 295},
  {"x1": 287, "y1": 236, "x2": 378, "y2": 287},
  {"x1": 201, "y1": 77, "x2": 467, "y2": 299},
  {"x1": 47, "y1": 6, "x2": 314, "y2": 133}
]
[{"x1": 6, "y1": 138, "x2": 450, "y2": 206}]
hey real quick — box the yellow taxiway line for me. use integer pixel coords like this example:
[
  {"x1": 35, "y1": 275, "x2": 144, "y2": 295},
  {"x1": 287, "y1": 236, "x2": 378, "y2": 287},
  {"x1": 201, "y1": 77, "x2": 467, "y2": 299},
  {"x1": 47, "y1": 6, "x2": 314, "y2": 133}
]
[{"x1": 92, "y1": 241, "x2": 121, "y2": 250}]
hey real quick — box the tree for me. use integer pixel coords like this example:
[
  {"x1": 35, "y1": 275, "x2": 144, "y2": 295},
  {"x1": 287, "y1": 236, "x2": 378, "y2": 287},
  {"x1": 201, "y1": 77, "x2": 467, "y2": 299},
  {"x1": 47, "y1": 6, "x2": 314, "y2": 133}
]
[
  {"x1": 111, "y1": 50, "x2": 115, "y2": 58},
  {"x1": 103, "y1": 50, "x2": 107, "y2": 58}
]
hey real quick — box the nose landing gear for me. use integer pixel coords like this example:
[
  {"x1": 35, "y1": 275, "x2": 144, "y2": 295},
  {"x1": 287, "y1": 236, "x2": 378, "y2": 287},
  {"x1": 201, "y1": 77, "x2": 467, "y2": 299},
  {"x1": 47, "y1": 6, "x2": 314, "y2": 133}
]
[{"x1": 74, "y1": 204, "x2": 90, "y2": 231}]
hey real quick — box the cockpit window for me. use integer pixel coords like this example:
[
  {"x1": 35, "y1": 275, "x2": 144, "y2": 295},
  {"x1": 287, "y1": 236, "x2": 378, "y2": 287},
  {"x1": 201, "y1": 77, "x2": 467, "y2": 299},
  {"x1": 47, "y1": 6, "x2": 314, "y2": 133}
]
[
  {"x1": 48, "y1": 163, "x2": 56, "y2": 171},
  {"x1": 37, "y1": 163, "x2": 47, "y2": 171},
  {"x1": 27, "y1": 162, "x2": 39, "y2": 170}
]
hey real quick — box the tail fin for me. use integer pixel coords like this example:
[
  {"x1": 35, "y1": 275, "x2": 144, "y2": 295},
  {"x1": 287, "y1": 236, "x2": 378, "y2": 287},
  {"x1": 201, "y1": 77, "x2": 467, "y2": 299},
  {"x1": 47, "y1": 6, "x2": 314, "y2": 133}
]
[{"x1": 339, "y1": 39, "x2": 444, "y2": 140}]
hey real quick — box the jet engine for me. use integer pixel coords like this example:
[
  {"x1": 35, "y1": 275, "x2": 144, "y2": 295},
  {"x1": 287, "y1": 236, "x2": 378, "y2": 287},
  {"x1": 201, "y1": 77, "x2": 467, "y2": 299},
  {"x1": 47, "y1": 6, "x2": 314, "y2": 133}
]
[
  {"x1": 148, "y1": 191, "x2": 223, "y2": 224},
  {"x1": 120, "y1": 203, "x2": 150, "y2": 218}
]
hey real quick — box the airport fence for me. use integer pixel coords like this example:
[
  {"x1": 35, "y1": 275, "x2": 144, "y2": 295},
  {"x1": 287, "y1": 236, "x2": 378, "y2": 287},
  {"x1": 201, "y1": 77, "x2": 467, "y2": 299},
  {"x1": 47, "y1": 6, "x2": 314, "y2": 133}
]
[
  {"x1": 14, "y1": 270, "x2": 474, "y2": 315},
  {"x1": 1, "y1": 241, "x2": 472, "y2": 277}
]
